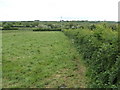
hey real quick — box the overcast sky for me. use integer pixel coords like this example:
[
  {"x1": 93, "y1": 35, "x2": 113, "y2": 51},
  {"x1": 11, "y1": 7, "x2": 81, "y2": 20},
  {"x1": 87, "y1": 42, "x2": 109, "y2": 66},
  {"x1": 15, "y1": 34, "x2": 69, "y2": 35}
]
[{"x1": 0, "y1": 0, "x2": 119, "y2": 21}]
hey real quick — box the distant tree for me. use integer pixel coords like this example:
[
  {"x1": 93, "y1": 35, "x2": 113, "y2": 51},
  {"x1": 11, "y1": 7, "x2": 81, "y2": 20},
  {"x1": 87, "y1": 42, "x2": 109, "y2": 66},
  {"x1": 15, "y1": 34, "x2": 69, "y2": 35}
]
[
  {"x1": 2, "y1": 24, "x2": 11, "y2": 30},
  {"x1": 2, "y1": 23, "x2": 18, "y2": 30}
]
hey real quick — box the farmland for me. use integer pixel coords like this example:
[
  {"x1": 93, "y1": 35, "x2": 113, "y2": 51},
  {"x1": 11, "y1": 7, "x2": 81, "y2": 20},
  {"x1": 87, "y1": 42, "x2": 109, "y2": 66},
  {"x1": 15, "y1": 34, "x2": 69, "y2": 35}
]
[
  {"x1": 2, "y1": 30, "x2": 87, "y2": 88},
  {"x1": 1, "y1": 21, "x2": 120, "y2": 88}
]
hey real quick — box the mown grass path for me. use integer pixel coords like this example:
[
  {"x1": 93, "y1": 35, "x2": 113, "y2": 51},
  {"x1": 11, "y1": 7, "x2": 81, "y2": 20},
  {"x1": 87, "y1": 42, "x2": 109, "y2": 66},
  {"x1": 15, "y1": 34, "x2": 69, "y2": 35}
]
[{"x1": 2, "y1": 31, "x2": 88, "y2": 88}]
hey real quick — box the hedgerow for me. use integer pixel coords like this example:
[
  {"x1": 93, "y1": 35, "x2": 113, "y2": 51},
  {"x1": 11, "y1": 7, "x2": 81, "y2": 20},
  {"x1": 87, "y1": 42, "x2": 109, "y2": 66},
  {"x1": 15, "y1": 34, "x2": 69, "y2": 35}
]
[
  {"x1": 33, "y1": 28, "x2": 61, "y2": 31},
  {"x1": 63, "y1": 25, "x2": 119, "y2": 88},
  {"x1": 2, "y1": 25, "x2": 18, "y2": 30}
]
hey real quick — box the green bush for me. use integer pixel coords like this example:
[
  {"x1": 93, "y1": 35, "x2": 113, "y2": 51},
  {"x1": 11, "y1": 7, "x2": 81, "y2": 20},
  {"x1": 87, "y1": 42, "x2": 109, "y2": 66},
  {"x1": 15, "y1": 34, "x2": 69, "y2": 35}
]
[
  {"x1": 2, "y1": 25, "x2": 18, "y2": 30},
  {"x1": 63, "y1": 25, "x2": 119, "y2": 88}
]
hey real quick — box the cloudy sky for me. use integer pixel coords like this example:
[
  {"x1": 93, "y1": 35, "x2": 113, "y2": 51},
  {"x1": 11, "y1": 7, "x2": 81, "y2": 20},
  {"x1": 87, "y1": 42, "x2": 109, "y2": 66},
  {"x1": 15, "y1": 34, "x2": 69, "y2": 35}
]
[{"x1": 0, "y1": 0, "x2": 119, "y2": 21}]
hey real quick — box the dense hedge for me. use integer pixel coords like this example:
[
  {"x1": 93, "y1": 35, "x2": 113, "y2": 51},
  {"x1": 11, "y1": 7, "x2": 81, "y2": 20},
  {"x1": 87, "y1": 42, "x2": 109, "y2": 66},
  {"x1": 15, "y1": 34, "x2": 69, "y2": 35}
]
[
  {"x1": 2, "y1": 25, "x2": 18, "y2": 30},
  {"x1": 2, "y1": 27, "x2": 18, "y2": 30},
  {"x1": 63, "y1": 25, "x2": 120, "y2": 88},
  {"x1": 33, "y1": 28, "x2": 61, "y2": 31}
]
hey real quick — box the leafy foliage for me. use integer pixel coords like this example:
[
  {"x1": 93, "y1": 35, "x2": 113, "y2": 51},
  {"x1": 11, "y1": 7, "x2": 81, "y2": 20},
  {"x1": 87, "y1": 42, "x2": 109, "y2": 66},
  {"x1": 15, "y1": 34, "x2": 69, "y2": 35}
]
[
  {"x1": 63, "y1": 24, "x2": 119, "y2": 88},
  {"x1": 2, "y1": 24, "x2": 18, "y2": 30}
]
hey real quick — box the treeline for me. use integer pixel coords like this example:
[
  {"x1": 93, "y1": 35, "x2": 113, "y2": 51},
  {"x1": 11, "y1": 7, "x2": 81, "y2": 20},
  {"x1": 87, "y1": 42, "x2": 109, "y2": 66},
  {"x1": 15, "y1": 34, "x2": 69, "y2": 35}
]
[
  {"x1": 63, "y1": 24, "x2": 119, "y2": 88},
  {"x1": 1, "y1": 21, "x2": 118, "y2": 31},
  {"x1": 1, "y1": 21, "x2": 39, "y2": 30}
]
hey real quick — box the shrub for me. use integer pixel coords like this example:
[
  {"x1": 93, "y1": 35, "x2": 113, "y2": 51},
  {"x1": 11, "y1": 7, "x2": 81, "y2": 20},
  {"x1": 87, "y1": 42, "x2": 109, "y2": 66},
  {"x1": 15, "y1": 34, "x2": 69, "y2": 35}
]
[
  {"x1": 63, "y1": 24, "x2": 119, "y2": 88},
  {"x1": 2, "y1": 25, "x2": 18, "y2": 30}
]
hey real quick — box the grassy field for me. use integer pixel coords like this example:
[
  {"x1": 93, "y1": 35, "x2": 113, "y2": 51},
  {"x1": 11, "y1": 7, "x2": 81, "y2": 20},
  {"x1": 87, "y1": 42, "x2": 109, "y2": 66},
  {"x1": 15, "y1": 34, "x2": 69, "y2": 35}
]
[{"x1": 2, "y1": 30, "x2": 87, "y2": 88}]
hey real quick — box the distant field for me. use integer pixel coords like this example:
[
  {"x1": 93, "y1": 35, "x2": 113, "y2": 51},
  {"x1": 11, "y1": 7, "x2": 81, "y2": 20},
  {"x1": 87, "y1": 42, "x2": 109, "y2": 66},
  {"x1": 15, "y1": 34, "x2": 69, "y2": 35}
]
[{"x1": 2, "y1": 30, "x2": 87, "y2": 88}]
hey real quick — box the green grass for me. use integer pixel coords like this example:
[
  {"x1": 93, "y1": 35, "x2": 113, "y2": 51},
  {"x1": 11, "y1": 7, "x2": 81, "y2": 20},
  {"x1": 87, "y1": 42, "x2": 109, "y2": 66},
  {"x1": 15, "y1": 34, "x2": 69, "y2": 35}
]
[{"x1": 2, "y1": 30, "x2": 87, "y2": 88}]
